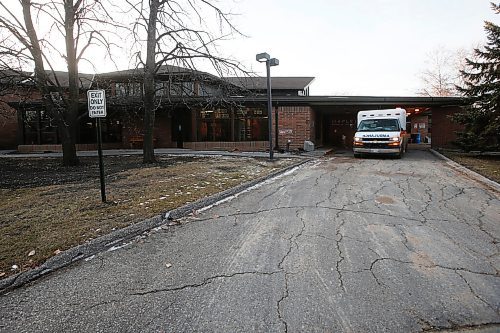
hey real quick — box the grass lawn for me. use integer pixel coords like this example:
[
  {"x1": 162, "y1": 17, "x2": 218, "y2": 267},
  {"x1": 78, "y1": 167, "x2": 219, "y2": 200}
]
[
  {"x1": 0, "y1": 155, "x2": 297, "y2": 278},
  {"x1": 440, "y1": 151, "x2": 500, "y2": 184}
]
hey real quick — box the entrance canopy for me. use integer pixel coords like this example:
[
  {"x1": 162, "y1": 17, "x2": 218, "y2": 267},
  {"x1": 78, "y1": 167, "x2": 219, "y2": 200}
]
[{"x1": 228, "y1": 95, "x2": 464, "y2": 149}]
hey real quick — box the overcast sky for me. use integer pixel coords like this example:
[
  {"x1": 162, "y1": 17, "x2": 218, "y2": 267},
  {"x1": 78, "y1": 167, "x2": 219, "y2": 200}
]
[
  {"x1": 218, "y1": 0, "x2": 497, "y2": 96},
  {"x1": 4, "y1": 0, "x2": 496, "y2": 96}
]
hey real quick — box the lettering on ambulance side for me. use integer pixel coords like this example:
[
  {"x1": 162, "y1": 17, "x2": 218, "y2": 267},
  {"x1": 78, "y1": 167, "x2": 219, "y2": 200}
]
[{"x1": 362, "y1": 134, "x2": 390, "y2": 138}]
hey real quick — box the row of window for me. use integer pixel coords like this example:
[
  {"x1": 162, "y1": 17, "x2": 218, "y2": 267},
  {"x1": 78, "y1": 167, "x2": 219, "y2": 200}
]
[
  {"x1": 114, "y1": 81, "x2": 222, "y2": 98},
  {"x1": 22, "y1": 110, "x2": 122, "y2": 145},
  {"x1": 21, "y1": 107, "x2": 268, "y2": 145},
  {"x1": 197, "y1": 108, "x2": 268, "y2": 142}
]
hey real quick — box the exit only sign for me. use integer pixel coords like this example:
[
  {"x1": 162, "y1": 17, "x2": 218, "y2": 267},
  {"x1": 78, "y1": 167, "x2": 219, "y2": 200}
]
[{"x1": 87, "y1": 90, "x2": 107, "y2": 118}]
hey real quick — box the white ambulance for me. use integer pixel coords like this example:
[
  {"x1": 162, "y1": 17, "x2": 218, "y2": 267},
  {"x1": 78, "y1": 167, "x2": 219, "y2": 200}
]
[{"x1": 353, "y1": 108, "x2": 409, "y2": 158}]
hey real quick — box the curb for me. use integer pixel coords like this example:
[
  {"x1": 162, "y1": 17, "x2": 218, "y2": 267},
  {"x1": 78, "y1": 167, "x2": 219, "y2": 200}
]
[
  {"x1": 429, "y1": 149, "x2": 500, "y2": 194},
  {"x1": 0, "y1": 158, "x2": 311, "y2": 293}
]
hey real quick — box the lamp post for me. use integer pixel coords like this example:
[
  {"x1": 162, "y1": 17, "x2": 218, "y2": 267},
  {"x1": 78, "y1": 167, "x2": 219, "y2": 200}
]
[{"x1": 256, "y1": 52, "x2": 279, "y2": 160}]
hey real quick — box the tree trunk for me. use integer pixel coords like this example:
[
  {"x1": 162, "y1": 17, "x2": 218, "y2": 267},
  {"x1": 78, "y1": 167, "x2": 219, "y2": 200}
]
[
  {"x1": 142, "y1": 0, "x2": 160, "y2": 164},
  {"x1": 63, "y1": 0, "x2": 79, "y2": 166},
  {"x1": 22, "y1": 0, "x2": 79, "y2": 166}
]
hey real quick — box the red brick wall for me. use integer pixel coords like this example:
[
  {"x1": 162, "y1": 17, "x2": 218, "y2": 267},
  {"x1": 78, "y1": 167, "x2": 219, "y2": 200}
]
[
  {"x1": 431, "y1": 106, "x2": 464, "y2": 149},
  {"x1": 0, "y1": 102, "x2": 18, "y2": 149},
  {"x1": 0, "y1": 87, "x2": 36, "y2": 149},
  {"x1": 155, "y1": 112, "x2": 172, "y2": 147},
  {"x1": 121, "y1": 111, "x2": 174, "y2": 148},
  {"x1": 185, "y1": 141, "x2": 268, "y2": 151},
  {"x1": 274, "y1": 106, "x2": 313, "y2": 149},
  {"x1": 121, "y1": 115, "x2": 142, "y2": 148},
  {"x1": 18, "y1": 143, "x2": 123, "y2": 153}
]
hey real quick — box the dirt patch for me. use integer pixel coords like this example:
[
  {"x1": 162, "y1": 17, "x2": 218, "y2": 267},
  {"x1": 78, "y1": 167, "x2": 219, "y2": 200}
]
[
  {"x1": 406, "y1": 235, "x2": 422, "y2": 247},
  {"x1": 410, "y1": 251, "x2": 435, "y2": 267},
  {"x1": 375, "y1": 196, "x2": 396, "y2": 204},
  {"x1": 440, "y1": 152, "x2": 500, "y2": 184},
  {"x1": 365, "y1": 224, "x2": 400, "y2": 238},
  {"x1": 332, "y1": 157, "x2": 355, "y2": 164},
  {"x1": 374, "y1": 171, "x2": 415, "y2": 177},
  {"x1": 0, "y1": 155, "x2": 297, "y2": 278},
  {"x1": 409, "y1": 251, "x2": 437, "y2": 278}
]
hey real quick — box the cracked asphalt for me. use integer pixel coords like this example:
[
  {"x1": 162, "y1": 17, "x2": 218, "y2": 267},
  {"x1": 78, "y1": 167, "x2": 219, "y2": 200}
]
[{"x1": 1, "y1": 150, "x2": 499, "y2": 332}]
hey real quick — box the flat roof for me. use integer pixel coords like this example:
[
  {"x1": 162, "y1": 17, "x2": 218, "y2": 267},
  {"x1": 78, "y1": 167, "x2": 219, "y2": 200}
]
[
  {"x1": 225, "y1": 95, "x2": 464, "y2": 107},
  {"x1": 225, "y1": 77, "x2": 315, "y2": 91}
]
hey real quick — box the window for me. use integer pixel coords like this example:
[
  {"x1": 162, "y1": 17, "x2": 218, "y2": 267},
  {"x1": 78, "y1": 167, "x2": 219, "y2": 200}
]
[
  {"x1": 235, "y1": 108, "x2": 268, "y2": 141},
  {"x1": 357, "y1": 119, "x2": 400, "y2": 132},
  {"x1": 22, "y1": 109, "x2": 58, "y2": 144},
  {"x1": 198, "y1": 83, "x2": 222, "y2": 97},
  {"x1": 182, "y1": 82, "x2": 195, "y2": 96},
  {"x1": 50, "y1": 92, "x2": 62, "y2": 102},
  {"x1": 196, "y1": 107, "x2": 268, "y2": 142},
  {"x1": 23, "y1": 110, "x2": 39, "y2": 144},
  {"x1": 129, "y1": 82, "x2": 142, "y2": 96},
  {"x1": 197, "y1": 109, "x2": 231, "y2": 141},
  {"x1": 168, "y1": 81, "x2": 196, "y2": 96},
  {"x1": 115, "y1": 83, "x2": 126, "y2": 97},
  {"x1": 169, "y1": 82, "x2": 182, "y2": 96},
  {"x1": 115, "y1": 82, "x2": 142, "y2": 97},
  {"x1": 155, "y1": 82, "x2": 166, "y2": 96},
  {"x1": 78, "y1": 111, "x2": 122, "y2": 144}
]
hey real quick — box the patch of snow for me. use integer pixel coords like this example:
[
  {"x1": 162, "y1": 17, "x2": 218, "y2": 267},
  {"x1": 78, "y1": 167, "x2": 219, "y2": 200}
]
[
  {"x1": 107, "y1": 243, "x2": 131, "y2": 252},
  {"x1": 197, "y1": 163, "x2": 304, "y2": 214}
]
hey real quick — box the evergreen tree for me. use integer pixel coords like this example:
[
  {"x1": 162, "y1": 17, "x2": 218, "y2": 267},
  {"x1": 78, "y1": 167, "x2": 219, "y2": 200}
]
[{"x1": 453, "y1": 2, "x2": 500, "y2": 151}]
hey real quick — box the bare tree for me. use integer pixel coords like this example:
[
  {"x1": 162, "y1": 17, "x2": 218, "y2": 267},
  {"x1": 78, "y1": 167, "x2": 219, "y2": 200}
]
[
  {"x1": 417, "y1": 46, "x2": 479, "y2": 97},
  {"x1": 453, "y1": 46, "x2": 480, "y2": 90},
  {"x1": 417, "y1": 47, "x2": 460, "y2": 97},
  {"x1": 124, "y1": 0, "x2": 247, "y2": 163},
  {"x1": 0, "y1": 0, "x2": 117, "y2": 165}
]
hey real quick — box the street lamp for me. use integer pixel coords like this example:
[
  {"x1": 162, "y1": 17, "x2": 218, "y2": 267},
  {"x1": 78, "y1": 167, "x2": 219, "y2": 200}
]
[{"x1": 256, "y1": 52, "x2": 279, "y2": 160}]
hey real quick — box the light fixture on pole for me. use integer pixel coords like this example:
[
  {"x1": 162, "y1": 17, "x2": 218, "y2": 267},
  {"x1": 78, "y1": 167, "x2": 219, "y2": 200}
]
[{"x1": 256, "y1": 52, "x2": 279, "y2": 160}]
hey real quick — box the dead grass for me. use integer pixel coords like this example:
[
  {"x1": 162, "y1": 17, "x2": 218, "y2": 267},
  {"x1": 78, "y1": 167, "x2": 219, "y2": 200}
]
[
  {"x1": 440, "y1": 152, "x2": 500, "y2": 183},
  {"x1": 0, "y1": 155, "x2": 297, "y2": 278}
]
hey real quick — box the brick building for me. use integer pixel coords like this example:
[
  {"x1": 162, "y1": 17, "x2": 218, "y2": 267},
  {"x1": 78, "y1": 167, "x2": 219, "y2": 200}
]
[{"x1": 1, "y1": 66, "x2": 464, "y2": 152}]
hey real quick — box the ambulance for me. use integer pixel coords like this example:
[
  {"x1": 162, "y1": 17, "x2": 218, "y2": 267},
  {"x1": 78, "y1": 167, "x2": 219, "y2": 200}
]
[{"x1": 353, "y1": 108, "x2": 409, "y2": 158}]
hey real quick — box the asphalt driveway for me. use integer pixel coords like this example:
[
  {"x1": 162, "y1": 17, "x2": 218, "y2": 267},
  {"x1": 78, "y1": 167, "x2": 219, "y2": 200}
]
[{"x1": 1, "y1": 149, "x2": 499, "y2": 332}]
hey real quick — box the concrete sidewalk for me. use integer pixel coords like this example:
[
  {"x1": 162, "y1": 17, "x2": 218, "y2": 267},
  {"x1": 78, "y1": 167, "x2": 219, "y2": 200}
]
[{"x1": 0, "y1": 148, "x2": 331, "y2": 159}]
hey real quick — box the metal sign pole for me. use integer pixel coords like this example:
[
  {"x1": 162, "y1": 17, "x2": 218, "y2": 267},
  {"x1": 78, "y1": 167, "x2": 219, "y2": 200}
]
[
  {"x1": 96, "y1": 117, "x2": 106, "y2": 202},
  {"x1": 266, "y1": 60, "x2": 273, "y2": 160},
  {"x1": 88, "y1": 89, "x2": 107, "y2": 203}
]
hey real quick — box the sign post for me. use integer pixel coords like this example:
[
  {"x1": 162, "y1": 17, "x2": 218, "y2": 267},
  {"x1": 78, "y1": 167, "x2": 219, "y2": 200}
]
[{"x1": 87, "y1": 89, "x2": 107, "y2": 203}]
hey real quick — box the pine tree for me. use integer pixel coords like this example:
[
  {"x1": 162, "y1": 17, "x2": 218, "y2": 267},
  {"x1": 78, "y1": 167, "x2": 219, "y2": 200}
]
[{"x1": 453, "y1": 2, "x2": 500, "y2": 151}]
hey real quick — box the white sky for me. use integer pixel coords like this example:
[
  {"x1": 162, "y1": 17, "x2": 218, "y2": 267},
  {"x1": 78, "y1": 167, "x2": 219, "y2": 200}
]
[
  {"x1": 217, "y1": 0, "x2": 497, "y2": 96},
  {"x1": 3, "y1": 0, "x2": 497, "y2": 96}
]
